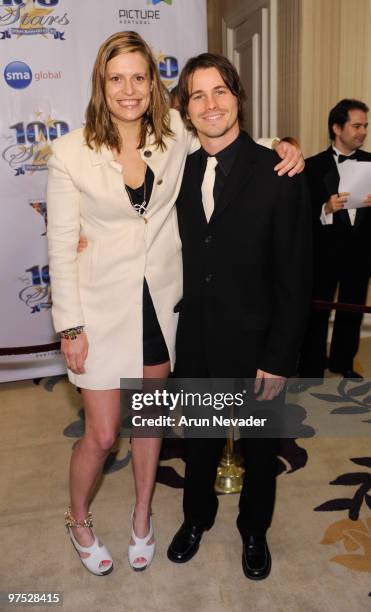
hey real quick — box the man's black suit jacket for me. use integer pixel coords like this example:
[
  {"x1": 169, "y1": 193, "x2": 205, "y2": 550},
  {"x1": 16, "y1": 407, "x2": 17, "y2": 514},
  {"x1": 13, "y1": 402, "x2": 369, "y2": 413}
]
[
  {"x1": 305, "y1": 147, "x2": 371, "y2": 274},
  {"x1": 175, "y1": 131, "x2": 312, "y2": 379}
]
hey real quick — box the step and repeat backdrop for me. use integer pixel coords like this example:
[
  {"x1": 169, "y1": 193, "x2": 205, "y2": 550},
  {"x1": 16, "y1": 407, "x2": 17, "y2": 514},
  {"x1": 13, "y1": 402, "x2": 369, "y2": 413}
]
[{"x1": 0, "y1": 0, "x2": 207, "y2": 382}]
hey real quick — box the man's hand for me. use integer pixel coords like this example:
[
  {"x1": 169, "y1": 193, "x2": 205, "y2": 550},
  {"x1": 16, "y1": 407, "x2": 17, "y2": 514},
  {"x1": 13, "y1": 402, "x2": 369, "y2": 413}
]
[
  {"x1": 77, "y1": 234, "x2": 88, "y2": 252},
  {"x1": 363, "y1": 193, "x2": 371, "y2": 206},
  {"x1": 324, "y1": 192, "x2": 349, "y2": 214},
  {"x1": 61, "y1": 332, "x2": 89, "y2": 374},
  {"x1": 274, "y1": 140, "x2": 304, "y2": 177},
  {"x1": 254, "y1": 369, "x2": 286, "y2": 401}
]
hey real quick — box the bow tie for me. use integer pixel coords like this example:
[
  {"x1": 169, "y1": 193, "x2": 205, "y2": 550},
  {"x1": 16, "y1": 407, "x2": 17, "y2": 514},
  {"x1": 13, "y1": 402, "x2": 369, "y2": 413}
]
[{"x1": 337, "y1": 153, "x2": 357, "y2": 163}]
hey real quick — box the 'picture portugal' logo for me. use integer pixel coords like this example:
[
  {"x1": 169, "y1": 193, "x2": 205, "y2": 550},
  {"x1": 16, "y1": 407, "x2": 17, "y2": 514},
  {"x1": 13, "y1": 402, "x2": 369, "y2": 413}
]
[{"x1": 0, "y1": 0, "x2": 70, "y2": 40}]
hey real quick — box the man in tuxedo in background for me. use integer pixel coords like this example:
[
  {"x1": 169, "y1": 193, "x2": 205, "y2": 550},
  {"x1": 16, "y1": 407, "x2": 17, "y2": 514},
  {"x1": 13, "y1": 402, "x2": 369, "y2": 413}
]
[
  {"x1": 166, "y1": 53, "x2": 312, "y2": 579},
  {"x1": 298, "y1": 99, "x2": 371, "y2": 381}
]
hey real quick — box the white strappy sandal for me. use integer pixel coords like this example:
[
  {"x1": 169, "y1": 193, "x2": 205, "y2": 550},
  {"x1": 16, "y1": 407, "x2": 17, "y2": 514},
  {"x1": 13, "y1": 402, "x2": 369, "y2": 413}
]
[
  {"x1": 65, "y1": 507, "x2": 113, "y2": 576},
  {"x1": 128, "y1": 511, "x2": 155, "y2": 571}
]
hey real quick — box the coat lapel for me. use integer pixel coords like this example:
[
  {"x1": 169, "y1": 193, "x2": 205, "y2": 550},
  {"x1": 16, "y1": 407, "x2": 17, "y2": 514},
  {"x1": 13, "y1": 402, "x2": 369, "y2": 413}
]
[{"x1": 210, "y1": 132, "x2": 257, "y2": 223}]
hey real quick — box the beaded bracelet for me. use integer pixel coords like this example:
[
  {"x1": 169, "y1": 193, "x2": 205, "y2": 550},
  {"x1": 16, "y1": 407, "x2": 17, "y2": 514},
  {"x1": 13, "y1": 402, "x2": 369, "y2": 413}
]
[{"x1": 60, "y1": 326, "x2": 84, "y2": 340}]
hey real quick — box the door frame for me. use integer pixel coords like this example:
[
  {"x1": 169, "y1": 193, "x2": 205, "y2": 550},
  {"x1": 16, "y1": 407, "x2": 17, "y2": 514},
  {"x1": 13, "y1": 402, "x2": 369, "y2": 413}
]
[{"x1": 221, "y1": 0, "x2": 277, "y2": 137}]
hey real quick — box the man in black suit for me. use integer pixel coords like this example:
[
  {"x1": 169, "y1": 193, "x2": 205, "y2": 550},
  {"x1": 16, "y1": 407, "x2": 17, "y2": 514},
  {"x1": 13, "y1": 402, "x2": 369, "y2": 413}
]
[
  {"x1": 298, "y1": 99, "x2": 371, "y2": 381},
  {"x1": 166, "y1": 53, "x2": 312, "y2": 579}
]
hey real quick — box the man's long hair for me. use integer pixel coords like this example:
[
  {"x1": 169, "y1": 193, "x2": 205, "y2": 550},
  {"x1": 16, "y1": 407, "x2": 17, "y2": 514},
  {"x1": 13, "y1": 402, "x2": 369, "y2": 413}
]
[
  {"x1": 177, "y1": 53, "x2": 246, "y2": 134},
  {"x1": 84, "y1": 31, "x2": 173, "y2": 152}
]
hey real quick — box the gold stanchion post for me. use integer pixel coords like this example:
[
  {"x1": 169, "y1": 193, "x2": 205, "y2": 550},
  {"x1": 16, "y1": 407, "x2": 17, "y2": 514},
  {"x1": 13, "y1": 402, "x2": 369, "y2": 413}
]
[{"x1": 214, "y1": 423, "x2": 244, "y2": 494}]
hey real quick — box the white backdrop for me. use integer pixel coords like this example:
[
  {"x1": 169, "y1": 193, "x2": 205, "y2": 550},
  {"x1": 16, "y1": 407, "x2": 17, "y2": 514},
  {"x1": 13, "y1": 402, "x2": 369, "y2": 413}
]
[{"x1": 0, "y1": 0, "x2": 207, "y2": 382}]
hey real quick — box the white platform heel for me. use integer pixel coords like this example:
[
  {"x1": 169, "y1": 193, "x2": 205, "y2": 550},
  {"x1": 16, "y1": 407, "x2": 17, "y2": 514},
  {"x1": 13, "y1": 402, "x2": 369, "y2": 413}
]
[
  {"x1": 65, "y1": 507, "x2": 113, "y2": 576},
  {"x1": 128, "y1": 511, "x2": 155, "y2": 571}
]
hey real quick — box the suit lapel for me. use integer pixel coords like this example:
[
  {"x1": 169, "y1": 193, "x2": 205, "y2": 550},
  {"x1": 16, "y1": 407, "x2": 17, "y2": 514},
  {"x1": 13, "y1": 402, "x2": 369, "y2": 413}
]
[
  {"x1": 354, "y1": 206, "x2": 365, "y2": 228},
  {"x1": 323, "y1": 147, "x2": 340, "y2": 195},
  {"x1": 180, "y1": 150, "x2": 206, "y2": 223},
  {"x1": 210, "y1": 132, "x2": 257, "y2": 223},
  {"x1": 323, "y1": 147, "x2": 352, "y2": 228}
]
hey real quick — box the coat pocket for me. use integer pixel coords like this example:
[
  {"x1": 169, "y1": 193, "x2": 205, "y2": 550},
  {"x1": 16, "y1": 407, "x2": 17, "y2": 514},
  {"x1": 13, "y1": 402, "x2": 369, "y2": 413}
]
[{"x1": 77, "y1": 239, "x2": 99, "y2": 284}]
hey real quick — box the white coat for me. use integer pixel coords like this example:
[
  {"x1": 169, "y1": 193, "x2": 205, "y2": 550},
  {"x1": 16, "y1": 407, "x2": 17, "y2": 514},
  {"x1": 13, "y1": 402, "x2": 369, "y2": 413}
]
[{"x1": 47, "y1": 109, "x2": 195, "y2": 389}]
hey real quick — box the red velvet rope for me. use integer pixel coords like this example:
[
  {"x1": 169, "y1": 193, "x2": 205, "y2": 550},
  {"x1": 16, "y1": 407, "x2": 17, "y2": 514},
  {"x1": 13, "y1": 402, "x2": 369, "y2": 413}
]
[
  {"x1": 313, "y1": 300, "x2": 371, "y2": 313},
  {"x1": 1, "y1": 301, "x2": 370, "y2": 355}
]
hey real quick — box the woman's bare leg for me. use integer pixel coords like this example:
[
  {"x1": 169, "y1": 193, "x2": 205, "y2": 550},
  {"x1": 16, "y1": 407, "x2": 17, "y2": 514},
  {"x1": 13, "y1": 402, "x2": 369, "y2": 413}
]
[
  {"x1": 69, "y1": 388, "x2": 121, "y2": 553},
  {"x1": 130, "y1": 361, "x2": 170, "y2": 561}
]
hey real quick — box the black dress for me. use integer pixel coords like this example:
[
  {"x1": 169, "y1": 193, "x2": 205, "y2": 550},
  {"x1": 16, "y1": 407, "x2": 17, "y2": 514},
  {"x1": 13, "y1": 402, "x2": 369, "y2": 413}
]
[{"x1": 125, "y1": 168, "x2": 169, "y2": 366}]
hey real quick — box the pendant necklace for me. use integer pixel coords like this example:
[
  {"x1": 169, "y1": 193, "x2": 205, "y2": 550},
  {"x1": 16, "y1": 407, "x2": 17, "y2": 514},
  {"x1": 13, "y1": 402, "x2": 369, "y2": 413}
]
[{"x1": 125, "y1": 178, "x2": 147, "y2": 216}]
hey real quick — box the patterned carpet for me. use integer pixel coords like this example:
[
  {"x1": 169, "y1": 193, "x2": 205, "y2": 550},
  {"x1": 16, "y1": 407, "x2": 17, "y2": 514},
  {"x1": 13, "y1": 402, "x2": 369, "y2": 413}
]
[{"x1": 0, "y1": 370, "x2": 370, "y2": 612}]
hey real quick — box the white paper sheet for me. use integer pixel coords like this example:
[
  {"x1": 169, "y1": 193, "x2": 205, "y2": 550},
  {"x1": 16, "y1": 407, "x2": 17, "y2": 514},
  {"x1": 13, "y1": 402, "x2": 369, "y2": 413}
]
[{"x1": 338, "y1": 160, "x2": 371, "y2": 208}]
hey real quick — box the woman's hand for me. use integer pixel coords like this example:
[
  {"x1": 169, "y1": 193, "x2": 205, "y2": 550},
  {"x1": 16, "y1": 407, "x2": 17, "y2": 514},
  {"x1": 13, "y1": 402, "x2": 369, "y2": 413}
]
[
  {"x1": 274, "y1": 139, "x2": 304, "y2": 177},
  {"x1": 61, "y1": 332, "x2": 89, "y2": 374},
  {"x1": 77, "y1": 234, "x2": 88, "y2": 253}
]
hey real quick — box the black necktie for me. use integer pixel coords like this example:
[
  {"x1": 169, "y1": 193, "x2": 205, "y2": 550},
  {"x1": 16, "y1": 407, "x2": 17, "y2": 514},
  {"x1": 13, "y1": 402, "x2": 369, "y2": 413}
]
[{"x1": 338, "y1": 153, "x2": 357, "y2": 163}]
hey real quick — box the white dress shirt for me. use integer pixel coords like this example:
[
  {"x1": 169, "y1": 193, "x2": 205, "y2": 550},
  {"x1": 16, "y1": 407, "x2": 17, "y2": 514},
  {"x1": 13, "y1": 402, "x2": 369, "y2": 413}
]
[{"x1": 320, "y1": 146, "x2": 357, "y2": 226}]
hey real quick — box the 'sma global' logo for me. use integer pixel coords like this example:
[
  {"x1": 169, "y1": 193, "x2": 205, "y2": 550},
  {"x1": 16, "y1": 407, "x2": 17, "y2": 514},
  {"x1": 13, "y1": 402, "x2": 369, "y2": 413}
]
[
  {"x1": 149, "y1": 0, "x2": 172, "y2": 5},
  {"x1": 4, "y1": 60, "x2": 32, "y2": 89}
]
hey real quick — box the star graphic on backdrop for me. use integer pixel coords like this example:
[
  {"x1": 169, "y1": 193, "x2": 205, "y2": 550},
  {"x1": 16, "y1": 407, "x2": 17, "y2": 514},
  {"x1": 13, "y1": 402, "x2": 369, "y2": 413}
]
[
  {"x1": 33, "y1": 144, "x2": 51, "y2": 166},
  {"x1": 26, "y1": 127, "x2": 51, "y2": 167},
  {"x1": 17, "y1": 0, "x2": 53, "y2": 37},
  {"x1": 45, "y1": 117, "x2": 56, "y2": 129},
  {"x1": 29, "y1": 201, "x2": 47, "y2": 235}
]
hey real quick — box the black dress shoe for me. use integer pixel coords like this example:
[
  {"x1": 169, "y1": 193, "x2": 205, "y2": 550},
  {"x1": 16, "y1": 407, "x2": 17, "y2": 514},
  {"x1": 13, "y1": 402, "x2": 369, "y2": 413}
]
[
  {"x1": 329, "y1": 368, "x2": 363, "y2": 380},
  {"x1": 242, "y1": 534, "x2": 271, "y2": 580},
  {"x1": 167, "y1": 522, "x2": 209, "y2": 563}
]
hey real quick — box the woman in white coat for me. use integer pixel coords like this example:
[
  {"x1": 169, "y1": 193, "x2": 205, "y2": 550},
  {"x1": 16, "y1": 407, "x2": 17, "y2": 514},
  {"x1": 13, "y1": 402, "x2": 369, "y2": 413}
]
[{"x1": 47, "y1": 31, "x2": 303, "y2": 576}]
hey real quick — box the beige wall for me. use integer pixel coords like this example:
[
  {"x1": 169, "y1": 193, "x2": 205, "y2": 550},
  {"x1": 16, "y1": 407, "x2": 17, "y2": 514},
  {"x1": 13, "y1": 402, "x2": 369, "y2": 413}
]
[
  {"x1": 207, "y1": 0, "x2": 238, "y2": 53},
  {"x1": 207, "y1": 0, "x2": 371, "y2": 156},
  {"x1": 276, "y1": 0, "x2": 301, "y2": 141},
  {"x1": 300, "y1": 0, "x2": 371, "y2": 156}
]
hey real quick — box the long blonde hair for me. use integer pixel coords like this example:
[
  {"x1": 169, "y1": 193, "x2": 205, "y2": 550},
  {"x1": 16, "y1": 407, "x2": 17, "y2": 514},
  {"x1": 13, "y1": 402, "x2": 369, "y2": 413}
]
[{"x1": 84, "y1": 31, "x2": 173, "y2": 152}]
